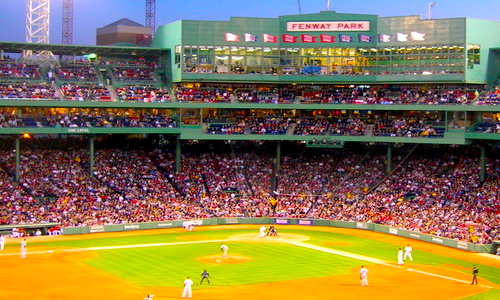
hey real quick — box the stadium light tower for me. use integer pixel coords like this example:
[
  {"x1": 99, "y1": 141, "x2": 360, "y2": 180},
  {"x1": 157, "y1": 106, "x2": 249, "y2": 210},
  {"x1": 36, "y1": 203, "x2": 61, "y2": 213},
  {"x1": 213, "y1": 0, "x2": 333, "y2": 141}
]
[
  {"x1": 146, "y1": 0, "x2": 156, "y2": 36},
  {"x1": 24, "y1": 0, "x2": 56, "y2": 64},
  {"x1": 62, "y1": 0, "x2": 74, "y2": 44},
  {"x1": 26, "y1": 0, "x2": 51, "y2": 44}
]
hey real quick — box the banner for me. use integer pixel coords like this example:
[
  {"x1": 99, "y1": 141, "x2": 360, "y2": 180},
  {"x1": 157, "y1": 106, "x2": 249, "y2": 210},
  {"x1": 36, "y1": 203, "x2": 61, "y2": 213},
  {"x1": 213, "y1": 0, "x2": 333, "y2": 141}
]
[
  {"x1": 339, "y1": 34, "x2": 353, "y2": 43},
  {"x1": 301, "y1": 34, "x2": 316, "y2": 43},
  {"x1": 244, "y1": 33, "x2": 257, "y2": 42},
  {"x1": 224, "y1": 32, "x2": 240, "y2": 42},
  {"x1": 358, "y1": 34, "x2": 372, "y2": 42},
  {"x1": 282, "y1": 34, "x2": 297, "y2": 43},
  {"x1": 263, "y1": 34, "x2": 278, "y2": 43},
  {"x1": 320, "y1": 34, "x2": 336, "y2": 43}
]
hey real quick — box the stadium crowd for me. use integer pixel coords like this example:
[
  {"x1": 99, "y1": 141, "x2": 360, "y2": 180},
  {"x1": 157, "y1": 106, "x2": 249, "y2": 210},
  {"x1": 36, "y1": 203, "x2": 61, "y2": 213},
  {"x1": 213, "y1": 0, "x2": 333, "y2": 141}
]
[
  {"x1": 0, "y1": 108, "x2": 178, "y2": 128},
  {"x1": 206, "y1": 114, "x2": 444, "y2": 138},
  {"x1": 0, "y1": 61, "x2": 41, "y2": 79},
  {"x1": 174, "y1": 83, "x2": 481, "y2": 105},
  {"x1": 477, "y1": 87, "x2": 500, "y2": 105},
  {"x1": 54, "y1": 63, "x2": 98, "y2": 81},
  {"x1": 0, "y1": 140, "x2": 497, "y2": 245},
  {"x1": 0, "y1": 60, "x2": 498, "y2": 106}
]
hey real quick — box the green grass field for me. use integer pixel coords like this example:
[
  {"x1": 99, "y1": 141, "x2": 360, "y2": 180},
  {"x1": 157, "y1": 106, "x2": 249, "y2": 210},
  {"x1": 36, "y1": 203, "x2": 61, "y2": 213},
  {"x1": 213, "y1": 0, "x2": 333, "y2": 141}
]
[{"x1": 26, "y1": 228, "x2": 500, "y2": 299}]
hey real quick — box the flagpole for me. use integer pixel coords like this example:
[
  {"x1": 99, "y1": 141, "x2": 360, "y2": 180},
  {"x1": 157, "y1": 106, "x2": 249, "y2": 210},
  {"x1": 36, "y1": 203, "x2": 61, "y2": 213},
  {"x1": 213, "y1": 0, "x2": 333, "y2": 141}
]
[
  {"x1": 326, "y1": 0, "x2": 331, "y2": 11},
  {"x1": 427, "y1": 3, "x2": 436, "y2": 19}
]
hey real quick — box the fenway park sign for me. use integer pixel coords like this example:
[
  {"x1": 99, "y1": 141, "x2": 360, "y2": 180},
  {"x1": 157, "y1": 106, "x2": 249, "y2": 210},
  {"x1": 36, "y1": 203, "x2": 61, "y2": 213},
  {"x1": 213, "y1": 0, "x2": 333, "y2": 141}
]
[{"x1": 287, "y1": 21, "x2": 370, "y2": 31}]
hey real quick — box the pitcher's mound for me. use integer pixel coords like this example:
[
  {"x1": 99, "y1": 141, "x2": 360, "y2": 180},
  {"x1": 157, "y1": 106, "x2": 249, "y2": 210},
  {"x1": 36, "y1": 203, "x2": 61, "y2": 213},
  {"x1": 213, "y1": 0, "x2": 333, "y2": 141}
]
[{"x1": 196, "y1": 255, "x2": 252, "y2": 264}]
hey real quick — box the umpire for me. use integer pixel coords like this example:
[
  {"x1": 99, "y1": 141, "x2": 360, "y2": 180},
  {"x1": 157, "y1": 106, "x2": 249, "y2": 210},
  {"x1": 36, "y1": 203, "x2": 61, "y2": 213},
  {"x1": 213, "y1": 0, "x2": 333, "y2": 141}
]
[{"x1": 200, "y1": 269, "x2": 211, "y2": 285}]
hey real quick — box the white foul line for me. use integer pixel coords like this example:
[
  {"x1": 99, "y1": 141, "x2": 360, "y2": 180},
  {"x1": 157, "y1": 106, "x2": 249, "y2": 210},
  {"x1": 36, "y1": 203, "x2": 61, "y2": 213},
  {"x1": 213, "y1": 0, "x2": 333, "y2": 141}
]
[{"x1": 407, "y1": 268, "x2": 493, "y2": 288}]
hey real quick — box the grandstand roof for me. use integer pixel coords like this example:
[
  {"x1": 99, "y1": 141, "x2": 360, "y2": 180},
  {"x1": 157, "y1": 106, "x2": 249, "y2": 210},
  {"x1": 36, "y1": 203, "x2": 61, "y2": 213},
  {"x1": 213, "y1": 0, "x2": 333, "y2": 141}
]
[
  {"x1": 102, "y1": 18, "x2": 145, "y2": 28},
  {"x1": 0, "y1": 41, "x2": 165, "y2": 56}
]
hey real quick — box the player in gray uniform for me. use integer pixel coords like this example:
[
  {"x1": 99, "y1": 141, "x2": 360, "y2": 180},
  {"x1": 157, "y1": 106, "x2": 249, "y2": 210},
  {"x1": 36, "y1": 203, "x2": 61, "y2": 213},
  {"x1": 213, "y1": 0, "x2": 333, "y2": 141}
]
[
  {"x1": 471, "y1": 265, "x2": 479, "y2": 285},
  {"x1": 200, "y1": 269, "x2": 211, "y2": 285}
]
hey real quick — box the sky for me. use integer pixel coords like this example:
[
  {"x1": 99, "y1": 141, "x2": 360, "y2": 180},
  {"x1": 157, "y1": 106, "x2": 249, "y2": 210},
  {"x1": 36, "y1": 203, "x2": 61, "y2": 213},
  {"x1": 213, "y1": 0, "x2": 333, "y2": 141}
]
[{"x1": 0, "y1": 0, "x2": 498, "y2": 46}]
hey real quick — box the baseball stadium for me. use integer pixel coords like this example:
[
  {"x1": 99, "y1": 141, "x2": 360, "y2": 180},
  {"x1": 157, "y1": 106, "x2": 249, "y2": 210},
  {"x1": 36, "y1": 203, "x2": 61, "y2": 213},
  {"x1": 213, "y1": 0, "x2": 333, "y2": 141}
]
[{"x1": 0, "y1": 1, "x2": 499, "y2": 300}]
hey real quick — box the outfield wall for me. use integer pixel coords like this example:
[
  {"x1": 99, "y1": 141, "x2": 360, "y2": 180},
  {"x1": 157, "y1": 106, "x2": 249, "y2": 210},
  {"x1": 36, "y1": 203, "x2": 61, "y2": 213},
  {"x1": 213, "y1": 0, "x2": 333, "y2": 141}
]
[{"x1": 59, "y1": 218, "x2": 493, "y2": 254}]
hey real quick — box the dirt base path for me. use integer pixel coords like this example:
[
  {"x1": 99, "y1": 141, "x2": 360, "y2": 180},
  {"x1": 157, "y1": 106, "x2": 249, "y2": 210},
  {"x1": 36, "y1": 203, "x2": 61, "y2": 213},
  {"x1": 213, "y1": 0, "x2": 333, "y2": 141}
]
[{"x1": 0, "y1": 225, "x2": 498, "y2": 300}]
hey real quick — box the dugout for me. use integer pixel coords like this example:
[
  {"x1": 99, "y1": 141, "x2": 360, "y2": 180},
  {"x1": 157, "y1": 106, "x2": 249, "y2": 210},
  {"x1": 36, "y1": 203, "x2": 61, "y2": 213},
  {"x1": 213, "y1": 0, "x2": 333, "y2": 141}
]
[
  {"x1": 0, "y1": 223, "x2": 61, "y2": 237},
  {"x1": 493, "y1": 241, "x2": 500, "y2": 255}
]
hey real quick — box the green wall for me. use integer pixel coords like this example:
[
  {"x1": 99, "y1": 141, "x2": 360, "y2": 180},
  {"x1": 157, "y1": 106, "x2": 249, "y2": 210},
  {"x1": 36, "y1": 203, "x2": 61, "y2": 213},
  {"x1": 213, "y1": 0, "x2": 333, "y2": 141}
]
[{"x1": 465, "y1": 18, "x2": 500, "y2": 85}]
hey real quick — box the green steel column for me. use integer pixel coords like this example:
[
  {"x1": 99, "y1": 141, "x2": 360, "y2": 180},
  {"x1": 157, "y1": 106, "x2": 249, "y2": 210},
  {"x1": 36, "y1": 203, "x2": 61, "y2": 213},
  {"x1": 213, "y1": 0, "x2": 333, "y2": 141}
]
[
  {"x1": 14, "y1": 136, "x2": 20, "y2": 182},
  {"x1": 89, "y1": 135, "x2": 95, "y2": 176},
  {"x1": 176, "y1": 136, "x2": 181, "y2": 173},
  {"x1": 444, "y1": 111, "x2": 448, "y2": 131},
  {"x1": 270, "y1": 141, "x2": 282, "y2": 193},
  {"x1": 479, "y1": 145, "x2": 486, "y2": 182},
  {"x1": 386, "y1": 143, "x2": 393, "y2": 175},
  {"x1": 276, "y1": 141, "x2": 281, "y2": 170}
]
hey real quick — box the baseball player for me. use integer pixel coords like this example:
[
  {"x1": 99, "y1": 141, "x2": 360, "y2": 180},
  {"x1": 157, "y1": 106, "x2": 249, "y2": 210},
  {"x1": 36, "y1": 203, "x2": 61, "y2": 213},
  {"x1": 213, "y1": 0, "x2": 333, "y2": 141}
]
[
  {"x1": 267, "y1": 226, "x2": 278, "y2": 236},
  {"x1": 471, "y1": 265, "x2": 479, "y2": 285},
  {"x1": 200, "y1": 269, "x2": 211, "y2": 285},
  {"x1": 220, "y1": 243, "x2": 229, "y2": 258},
  {"x1": 183, "y1": 221, "x2": 194, "y2": 232},
  {"x1": 20, "y1": 238, "x2": 27, "y2": 259},
  {"x1": 0, "y1": 234, "x2": 5, "y2": 251},
  {"x1": 397, "y1": 248, "x2": 404, "y2": 265},
  {"x1": 182, "y1": 276, "x2": 193, "y2": 298},
  {"x1": 259, "y1": 225, "x2": 267, "y2": 238},
  {"x1": 359, "y1": 265, "x2": 369, "y2": 286},
  {"x1": 404, "y1": 244, "x2": 413, "y2": 261}
]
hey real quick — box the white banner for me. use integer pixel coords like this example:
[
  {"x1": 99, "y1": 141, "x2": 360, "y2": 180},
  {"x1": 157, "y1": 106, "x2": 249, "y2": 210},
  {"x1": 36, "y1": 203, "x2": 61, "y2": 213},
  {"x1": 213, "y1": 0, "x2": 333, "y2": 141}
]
[{"x1": 287, "y1": 21, "x2": 370, "y2": 31}]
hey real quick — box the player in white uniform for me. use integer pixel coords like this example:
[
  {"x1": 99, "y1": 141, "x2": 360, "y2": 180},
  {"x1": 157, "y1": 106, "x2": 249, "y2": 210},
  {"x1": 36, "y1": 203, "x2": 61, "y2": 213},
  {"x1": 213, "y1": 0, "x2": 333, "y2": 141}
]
[
  {"x1": 259, "y1": 225, "x2": 267, "y2": 238},
  {"x1": 0, "y1": 234, "x2": 5, "y2": 251},
  {"x1": 183, "y1": 221, "x2": 194, "y2": 232},
  {"x1": 404, "y1": 244, "x2": 413, "y2": 261},
  {"x1": 182, "y1": 276, "x2": 193, "y2": 298},
  {"x1": 359, "y1": 266, "x2": 369, "y2": 286},
  {"x1": 397, "y1": 248, "x2": 404, "y2": 265},
  {"x1": 20, "y1": 238, "x2": 27, "y2": 259},
  {"x1": 220, "y1": 243, "x2": 229, "y2": 258}
]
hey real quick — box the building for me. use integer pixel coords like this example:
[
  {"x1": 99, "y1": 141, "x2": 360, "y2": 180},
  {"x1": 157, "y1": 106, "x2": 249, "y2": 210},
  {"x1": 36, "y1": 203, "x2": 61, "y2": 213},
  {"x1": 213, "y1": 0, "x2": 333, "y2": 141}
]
[
  {"x1": 153, "y1": 11, "x2": 500, "y2": 86},
  {"x1": 0, "y1": 11, "x2": 498, "y2": 152},
  {"x1": 97, "y1": 18, "x2": 152, "y2": 46}
]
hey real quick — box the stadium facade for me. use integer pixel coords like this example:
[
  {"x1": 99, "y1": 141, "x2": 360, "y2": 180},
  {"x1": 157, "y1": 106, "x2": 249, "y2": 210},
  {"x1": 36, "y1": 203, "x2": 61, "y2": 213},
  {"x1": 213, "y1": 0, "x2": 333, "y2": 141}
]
[
  {"x1": 0, "y1": 11, "x2": 499, "y2": 150},
  {"x1": 153, "y1": 11, "x2": 500, "y2": 86}
]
